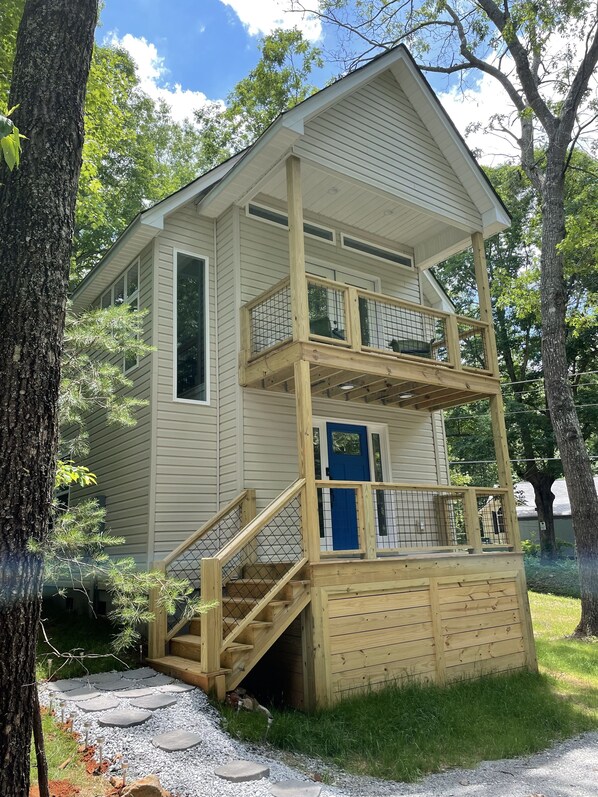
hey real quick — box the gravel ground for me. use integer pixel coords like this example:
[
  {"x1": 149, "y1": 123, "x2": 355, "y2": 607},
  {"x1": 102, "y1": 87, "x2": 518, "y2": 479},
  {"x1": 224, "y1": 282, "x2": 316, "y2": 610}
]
[{"x1": 39, "y1": 673, "x2": 598, "y2": 797}]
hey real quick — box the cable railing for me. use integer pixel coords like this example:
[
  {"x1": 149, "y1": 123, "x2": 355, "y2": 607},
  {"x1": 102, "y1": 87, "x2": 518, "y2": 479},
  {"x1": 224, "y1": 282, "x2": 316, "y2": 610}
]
[{"x1": 241, "y1": 274, "x2": 493, "y2": 373}]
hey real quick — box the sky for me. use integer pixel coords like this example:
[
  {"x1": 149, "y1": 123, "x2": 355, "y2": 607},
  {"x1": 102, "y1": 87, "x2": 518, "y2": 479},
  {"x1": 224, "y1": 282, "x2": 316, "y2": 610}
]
[{"x1": 98, "y1": 0, "x2": 522, "y2": 164}]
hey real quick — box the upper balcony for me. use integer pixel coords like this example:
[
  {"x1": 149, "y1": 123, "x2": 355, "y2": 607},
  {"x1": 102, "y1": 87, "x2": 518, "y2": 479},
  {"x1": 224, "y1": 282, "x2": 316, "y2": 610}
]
[{"x1": 240, "y1": 273, "x2": 500, "y2": 411}]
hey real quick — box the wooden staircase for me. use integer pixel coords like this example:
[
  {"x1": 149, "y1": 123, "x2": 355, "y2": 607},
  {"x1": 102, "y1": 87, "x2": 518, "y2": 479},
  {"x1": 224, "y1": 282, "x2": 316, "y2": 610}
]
[{"x1": 149, "y1": 562, "x2": 310, "y2": 694}]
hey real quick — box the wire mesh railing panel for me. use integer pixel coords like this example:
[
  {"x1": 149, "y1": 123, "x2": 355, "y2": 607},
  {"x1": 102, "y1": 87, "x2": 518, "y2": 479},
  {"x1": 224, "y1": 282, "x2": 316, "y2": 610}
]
[
  {"x1": 476, "y1": 492, "x2": 510, "y2": 546},
  {"x1": 249, "y1": 282, "x2": 292, "y2": 355},
  {"x1": 358, "y1": 296, "x2": 448, "y2": 363},
  {"x1": 165, "y1": 504, "x2": 243, "y2": 634},
  {"x1": 373, "y1": 487, "x2": 467, "y2": 550},
  {"x1": 458, "y1": 320, "x2": 489, "y2": 371},
  {"x1": 308, "y1": 279, "x2": 347, "y2": 342},
  {"x1": 220, "y1": 494, "x2": 303, "y2": 639}
]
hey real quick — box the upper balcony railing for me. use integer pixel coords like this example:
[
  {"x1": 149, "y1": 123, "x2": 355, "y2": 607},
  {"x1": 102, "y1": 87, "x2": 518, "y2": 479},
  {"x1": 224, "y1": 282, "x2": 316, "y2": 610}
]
[{"x1": 241, "y1": 274, "x2": 494, "y2": 376}]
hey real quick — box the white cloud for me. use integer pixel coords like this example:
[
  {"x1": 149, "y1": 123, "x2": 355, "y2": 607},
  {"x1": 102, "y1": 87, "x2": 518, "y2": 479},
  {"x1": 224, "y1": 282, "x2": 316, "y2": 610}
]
[
  {"x1": 109, "y1": 33, "x2": 222, "y2": 123},
  {"x1": 218, "y1": 0, "x2": 321, "y2": 40}
]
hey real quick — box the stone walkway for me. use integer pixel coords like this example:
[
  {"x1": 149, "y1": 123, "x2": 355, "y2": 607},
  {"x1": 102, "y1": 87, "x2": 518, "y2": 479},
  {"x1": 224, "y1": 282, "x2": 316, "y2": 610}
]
[
  {"x1": 40, "y1": 670, "x2": 598, "y2": 797},
  {"x1": 40, "y1": 668, "x2": 322, "y2": 797}
]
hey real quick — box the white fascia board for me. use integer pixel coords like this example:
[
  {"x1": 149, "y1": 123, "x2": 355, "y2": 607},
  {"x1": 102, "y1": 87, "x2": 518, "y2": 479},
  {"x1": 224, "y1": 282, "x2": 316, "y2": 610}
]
[
  {"x1": 391, "y1": 57, "x2": 510, "y2": 235},
  {"x1": 198, "y1": 124, "x2": 301, "y2": 218}
]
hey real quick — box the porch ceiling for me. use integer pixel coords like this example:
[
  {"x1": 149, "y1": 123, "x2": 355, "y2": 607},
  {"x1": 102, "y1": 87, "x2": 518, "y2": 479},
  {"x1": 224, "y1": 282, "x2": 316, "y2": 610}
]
[{"x1": 253, "y1": 159, "x2": 472, "y2": 269}]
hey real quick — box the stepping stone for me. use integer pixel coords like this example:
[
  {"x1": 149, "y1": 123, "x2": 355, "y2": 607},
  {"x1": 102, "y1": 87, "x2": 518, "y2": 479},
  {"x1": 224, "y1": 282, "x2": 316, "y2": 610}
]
[
  {"x1": 99, "y1": 709, "x2": 152, "y2": 728},
  {"x1": 119, "y1": 686, "x2": 157, "y2": 698},
  {"x1": 270, "y1": 780, "x2": 322, "y2": 797},
  {"x1": 76, "y1": 696, "x2": 119, "y2": 713},
  {"x1": 141, "y1": 674, "x2": 173, "y2": 687},
  {"x1": 130, "y1": 694, "x2": 178, "y2": 711},
  {"x1": 62, "y1": 686, "x2": 100, "y2": 701},
  {"x1": 121, "y1": 667, "x2": 156, "y2": 680},
  {"x1": 152, "y1": 730, "x2": 202, "y2": 752},
  {"x1": 45, "y1": 679, "x2": 83, "y2": 692},
  {"x1": 159, "y1": 682, "x2": 195, "y2": 694},
  {"x1": 85, "y1": 671, "x2": 122, "y2": 684},
  {"x1": 214, "y1": 760, "x2": 270, "y2": 783},
  {"x1": 96, "y1": 679, "x2": 132, "y2": 691}
]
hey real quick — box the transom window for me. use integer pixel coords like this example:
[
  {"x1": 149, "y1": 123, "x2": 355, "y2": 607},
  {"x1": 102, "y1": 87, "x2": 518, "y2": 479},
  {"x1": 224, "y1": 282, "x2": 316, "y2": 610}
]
[
  {"x1": 341, "y1": 234, "x2": 413, "y2": 268},
  {"x1": 247, "y1": 202, "x2": 335, "y2": 243},
  {"x1": 175, "y1": 252, "x2": 208, "y2": 403}
]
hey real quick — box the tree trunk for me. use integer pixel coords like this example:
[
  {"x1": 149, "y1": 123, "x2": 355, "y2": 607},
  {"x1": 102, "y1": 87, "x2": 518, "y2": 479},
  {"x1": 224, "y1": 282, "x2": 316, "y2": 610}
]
[
  {"x1": 528, "y1": 473, "x2": 557, "y2": 559},
  {"x1": 0, "y1": 2, "x2": 98, "y2": 795},
  {"x1": 540, "y1": 149, "x2": 598, "y2": 636}
]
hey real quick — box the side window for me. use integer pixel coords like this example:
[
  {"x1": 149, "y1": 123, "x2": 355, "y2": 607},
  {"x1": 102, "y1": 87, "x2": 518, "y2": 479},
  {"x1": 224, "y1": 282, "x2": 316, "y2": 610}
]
[{"x1": 175, "y1": 252, "x2": 208, "y2": 402}]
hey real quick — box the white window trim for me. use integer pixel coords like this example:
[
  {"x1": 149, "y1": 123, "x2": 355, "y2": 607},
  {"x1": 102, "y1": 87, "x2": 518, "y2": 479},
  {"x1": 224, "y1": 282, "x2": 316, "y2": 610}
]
[
  {"x1": 246, "y1": 201, "x2": 336, "y2": 244},
  {"x1": 172, "y1": 248, "x2": 211, "y2": 406},
  {"x1": 340, "y1": 232, "x2": 413, "y2": 270}
]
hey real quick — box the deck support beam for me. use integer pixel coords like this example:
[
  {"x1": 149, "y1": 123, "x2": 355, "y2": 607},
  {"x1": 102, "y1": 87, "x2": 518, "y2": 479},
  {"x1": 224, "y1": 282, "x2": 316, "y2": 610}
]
[{"x1": 472, "y1": 232, "x2": 521, "y2": 552}]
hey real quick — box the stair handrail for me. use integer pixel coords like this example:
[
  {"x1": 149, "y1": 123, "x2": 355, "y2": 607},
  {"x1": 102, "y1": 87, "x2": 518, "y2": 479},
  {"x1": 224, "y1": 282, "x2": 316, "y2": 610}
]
[
  {"x1": 148, "y1": 489, "x2": 255, "y2": 661},
  {"x1": 163, "y1": 489, "x2": 253, "y2": 567},
  {"x1": 210, "y1": 478, "x2": 308, "y2": 652},
  {"x1": 215, "y1": 479, "x2": 305, "y2": 563}
]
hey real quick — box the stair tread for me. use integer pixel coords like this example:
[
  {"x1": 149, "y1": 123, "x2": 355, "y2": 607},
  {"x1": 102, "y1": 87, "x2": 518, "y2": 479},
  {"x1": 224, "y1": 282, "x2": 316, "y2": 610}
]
[
  {"x1": 172, "y1": 633, "x2": 201, "y2": 646},
  {"x1": 223, "y1": 616, "x2": 273, "y2": 628},
  {"x1": 146, "y1": 655, "x2": 231, "y2": 676}
]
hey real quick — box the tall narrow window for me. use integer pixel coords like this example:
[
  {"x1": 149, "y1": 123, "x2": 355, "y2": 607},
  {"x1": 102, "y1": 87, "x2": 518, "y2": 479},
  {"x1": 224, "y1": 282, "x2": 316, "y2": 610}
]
[{"x1": 176, "y1": 253, "x2": 207, "y2": 401}]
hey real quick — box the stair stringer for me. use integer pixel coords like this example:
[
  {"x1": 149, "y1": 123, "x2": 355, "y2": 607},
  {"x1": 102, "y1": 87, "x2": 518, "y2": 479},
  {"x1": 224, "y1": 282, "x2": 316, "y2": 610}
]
[{"x1": 223, "y1": 590, "x2": 311, "y2": 691}]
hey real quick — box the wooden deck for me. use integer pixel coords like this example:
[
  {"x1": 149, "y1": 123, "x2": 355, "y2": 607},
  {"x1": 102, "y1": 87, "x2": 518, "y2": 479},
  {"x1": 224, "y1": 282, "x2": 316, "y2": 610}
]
[{"x1": 239, "y1": 273, "x2": 500, "y2": 411}]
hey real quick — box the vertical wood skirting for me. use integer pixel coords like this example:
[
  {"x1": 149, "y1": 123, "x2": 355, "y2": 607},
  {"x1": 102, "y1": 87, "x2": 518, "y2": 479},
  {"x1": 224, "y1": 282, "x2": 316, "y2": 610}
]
[
  {"x1": 148, "y1": 560, "x2": 167, "y2": 659},
  {"x1": 201, "y1": 558, "x2": 223, "y2": 673},
  {"x1": 287, "y1": 155, "x2": 309, "y2": 342},
  {"x1": 472, "y1": 232, "x2": 521, "y2": 552},
  {"x1": 429, "y1": 578, "x2": 447, "y2": 685},
  {"x1": 515, "y1": 567, "x2": 539, "y2": 672},
  {"x1": 309, "y1": 588, "x2": 332, "y2": 708}
]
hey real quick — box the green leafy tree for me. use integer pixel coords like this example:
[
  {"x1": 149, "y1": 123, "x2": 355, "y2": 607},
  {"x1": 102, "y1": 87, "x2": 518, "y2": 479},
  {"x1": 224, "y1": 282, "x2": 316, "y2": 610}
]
[
  {"x1": 197, "y1": 28, "x2": 323, "y2": 165},
  {"x1": 439, "y1": 159, "x2": 598, "y2": 559},
  {"x1": 299, "y1": 0, "x2": 598, "y2": 636}
]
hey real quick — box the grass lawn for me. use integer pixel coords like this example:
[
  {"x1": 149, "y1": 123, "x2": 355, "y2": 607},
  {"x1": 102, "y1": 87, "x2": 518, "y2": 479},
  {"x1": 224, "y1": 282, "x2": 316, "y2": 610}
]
[
  {"x1": 30, "y1": 712, "x2": 107, "y2": 797},
  {"x1": 221, "y1": 592, "x2": 598, "y2": 782}
]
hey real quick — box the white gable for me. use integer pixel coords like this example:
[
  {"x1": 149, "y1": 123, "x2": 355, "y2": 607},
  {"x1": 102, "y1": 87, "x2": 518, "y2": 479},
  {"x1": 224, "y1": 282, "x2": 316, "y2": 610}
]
[{"x1": 294, "y1": 71, "x2": 481, "y2": 232}]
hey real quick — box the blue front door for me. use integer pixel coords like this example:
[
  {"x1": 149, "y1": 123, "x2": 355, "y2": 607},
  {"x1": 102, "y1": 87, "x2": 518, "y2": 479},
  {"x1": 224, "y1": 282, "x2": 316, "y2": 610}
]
[{"x1": 326, "y1": 423, "x2": 371, "y2": 550}]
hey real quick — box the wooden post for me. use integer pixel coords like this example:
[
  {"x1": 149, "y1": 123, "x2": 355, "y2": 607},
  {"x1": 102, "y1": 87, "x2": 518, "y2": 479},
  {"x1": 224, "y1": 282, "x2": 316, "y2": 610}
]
[
  {"x1": 200, "y1": 558, "x2": 223, "y2": 673},
  {"x1": 295, "y1": 361, "x2": 320, "y2": 562},
  {"x1": 287, "y1": 155, "x2": 310, "y2": 342},
  {"x1": 471, "y1": 232, "x2": 521, "y2": 552},
  {"x1": 241, "y1": 488, "x2": 257, "y2": 527},
  {"x1": 360, "y1": 483, "x2": 377, "y2": 559},
  {"x1": 463, "y1": 488, "x2": 483, "y2": 554},
  {"x1": 148, "y1": 560, "x2": 167, "y2": 660},
  {"x1": 444, "y1": 314, "x2": 462, "y2": 370},
  {"x1": 347, "y1": 286, "x2": 362, "y2": 351},
  {"x1": 429, "y1": 578, "x2": 447, "y2": 685}
]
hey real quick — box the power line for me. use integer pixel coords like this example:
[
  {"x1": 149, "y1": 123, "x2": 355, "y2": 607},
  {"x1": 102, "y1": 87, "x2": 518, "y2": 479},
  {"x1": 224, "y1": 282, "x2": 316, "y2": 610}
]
[
  {"x1": 445, "y1": 402, "x2": 598, "y2": 421},
  {"x1": 450, "y1": 456, "x2": 598, "y2": 464},
  {"x1": 499, "y1": 370, "x2": 598, "y2": 388}
]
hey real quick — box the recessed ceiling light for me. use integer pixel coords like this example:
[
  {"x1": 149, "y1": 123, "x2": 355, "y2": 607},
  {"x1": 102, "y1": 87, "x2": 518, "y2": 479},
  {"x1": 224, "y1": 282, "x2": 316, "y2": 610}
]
[
  {"x1": 340, "y1": 383, "x2": 355, "y2": 390},
  {"x1": 399, "y1": 392, "x2": 414, "y2": 399},
  {"x1": 383, "y1": 209, "x2": 394, "y2": 216},
  {"x1": 328, "y1": 187, "x2": 339, "y2": 195}
]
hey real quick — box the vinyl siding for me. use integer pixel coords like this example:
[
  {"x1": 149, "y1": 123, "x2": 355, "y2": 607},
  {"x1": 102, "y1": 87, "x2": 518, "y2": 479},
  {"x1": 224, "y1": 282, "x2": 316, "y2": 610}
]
[
  {"x1": 294, "y1": 71, "x2": 481, "y2": 232},
  {"x1": 69, "y1": 244, "x2": 154, "y2": 563},
  {"x1": 152, "y1": 207, "x2": 219, "y2": 558}
]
